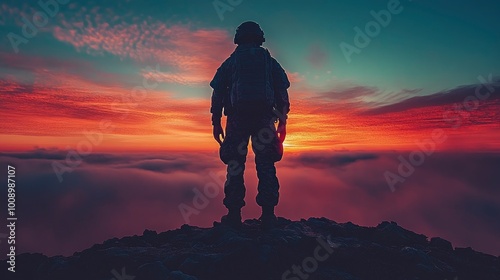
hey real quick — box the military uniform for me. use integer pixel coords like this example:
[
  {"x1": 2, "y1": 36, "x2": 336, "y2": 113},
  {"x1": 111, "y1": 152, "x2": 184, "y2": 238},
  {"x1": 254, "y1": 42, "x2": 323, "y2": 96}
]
[{"x1": 210, "y1": 43, "x2": 290, "y2": 210}]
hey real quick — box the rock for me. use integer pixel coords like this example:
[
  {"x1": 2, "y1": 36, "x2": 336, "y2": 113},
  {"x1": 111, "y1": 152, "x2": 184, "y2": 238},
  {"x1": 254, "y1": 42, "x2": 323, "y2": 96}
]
[
  {"x1": 168, "y1": 270, "x2": 198, "y2": 280},
  {"x1": 375, "y1": 221, "x2": 428, "y2": 246},
  {"x1": 430, "y1": 237, "x2": 453, "y2": 251},
  {"x1": 136, "y1": 261, "x2": 170, "y2": 280},
  {"x1": 179, "y1": 257, "x2": 210, "y2": 276},
  {"x1": 2, "y1": 218, "x2": 499, "y2": 280}
]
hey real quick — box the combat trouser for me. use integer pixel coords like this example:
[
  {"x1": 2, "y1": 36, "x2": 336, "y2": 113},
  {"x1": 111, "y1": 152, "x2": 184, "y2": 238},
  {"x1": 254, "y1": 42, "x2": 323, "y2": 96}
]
[{"x1": 219, "y1": 110, "x2": 283, "y2": 210}]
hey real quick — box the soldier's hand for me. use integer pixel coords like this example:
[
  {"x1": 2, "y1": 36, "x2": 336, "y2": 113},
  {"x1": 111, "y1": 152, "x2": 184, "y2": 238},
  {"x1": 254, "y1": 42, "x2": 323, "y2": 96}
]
[
  {"x1": 277, "y1": 120, "x2": 286, "y2": 143},
  {"x1": 213, "y1": 123, "x2": 225, "y2": 146}
]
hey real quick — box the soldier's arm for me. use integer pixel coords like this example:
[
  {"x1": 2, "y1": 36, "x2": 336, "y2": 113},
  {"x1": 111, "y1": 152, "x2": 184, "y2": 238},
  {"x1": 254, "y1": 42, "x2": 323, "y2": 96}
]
[
  {"x1": 271, "y1": 58, "x2": 291, "y2": 122},
  {"x1": 210, "y1": 59, "x2": 230, "y2": 125}
]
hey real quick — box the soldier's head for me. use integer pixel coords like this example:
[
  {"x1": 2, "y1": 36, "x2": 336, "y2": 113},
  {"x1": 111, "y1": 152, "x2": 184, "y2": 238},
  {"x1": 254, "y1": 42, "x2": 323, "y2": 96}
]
[{"x1": 234, "y1": 21, "x2": 265, "y2": 46}]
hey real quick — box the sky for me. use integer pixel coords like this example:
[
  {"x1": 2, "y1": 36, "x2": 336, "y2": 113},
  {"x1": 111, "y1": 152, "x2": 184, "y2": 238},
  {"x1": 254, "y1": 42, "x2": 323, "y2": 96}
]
[
  {"x1": 0, "y1": 0, "x2": 499, "y2": 257},
  {"x1": 0, "y1": 0, "x2": 499, "y2": 151}
]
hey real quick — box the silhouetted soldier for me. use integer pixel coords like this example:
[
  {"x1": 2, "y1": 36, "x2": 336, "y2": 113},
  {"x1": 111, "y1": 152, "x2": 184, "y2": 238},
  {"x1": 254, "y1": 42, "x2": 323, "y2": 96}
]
[{"x1": 210, "y1": 21, "x2": 290, "y2": 228}]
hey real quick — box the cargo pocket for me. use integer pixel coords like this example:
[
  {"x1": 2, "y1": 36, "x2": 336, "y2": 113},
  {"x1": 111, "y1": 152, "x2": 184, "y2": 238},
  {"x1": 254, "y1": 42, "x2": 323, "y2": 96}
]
[
  {"x1": 219, "y1": 139, "x2": 231, "y2": 164},
  {"x1": 219, "y1": 136, "x2": 248, "y2": 165},
  {"x1": 252, "y1": 127, "x2": 283, "y2": 163}
]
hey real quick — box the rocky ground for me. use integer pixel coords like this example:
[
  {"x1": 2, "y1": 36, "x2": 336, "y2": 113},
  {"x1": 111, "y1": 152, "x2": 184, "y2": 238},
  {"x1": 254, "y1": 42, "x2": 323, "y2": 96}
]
[{"x1": 2, "y1": 217, "x2": 499, "y2": 280}]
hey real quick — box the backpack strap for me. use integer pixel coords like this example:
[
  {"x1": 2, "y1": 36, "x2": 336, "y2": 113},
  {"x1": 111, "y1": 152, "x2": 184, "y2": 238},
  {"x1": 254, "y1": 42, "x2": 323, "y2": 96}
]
[{"x1": 264, "y1": 48, "x2": 275, "y2": 107}]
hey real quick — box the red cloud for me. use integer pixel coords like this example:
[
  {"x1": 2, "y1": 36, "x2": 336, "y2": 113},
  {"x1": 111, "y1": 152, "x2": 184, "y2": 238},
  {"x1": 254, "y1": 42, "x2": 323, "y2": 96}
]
[{"x1": 52, "y1": 14, "x2": 234, "y2": 85}]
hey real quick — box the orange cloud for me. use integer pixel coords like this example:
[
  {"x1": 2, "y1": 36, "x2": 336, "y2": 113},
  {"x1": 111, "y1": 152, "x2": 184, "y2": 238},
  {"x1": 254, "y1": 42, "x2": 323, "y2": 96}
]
[{"x1": 2, "y1": 72, "x2": 499, "y2": 152}]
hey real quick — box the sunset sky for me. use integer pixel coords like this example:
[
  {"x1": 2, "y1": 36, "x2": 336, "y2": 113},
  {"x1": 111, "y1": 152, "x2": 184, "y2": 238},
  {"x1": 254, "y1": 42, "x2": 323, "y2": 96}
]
[
  {"x1": 0, "y1": 0, "x2": 499, "y2": 258},
  {"x1": 0, "y1": 0, "x2": 499, "y2": 152}
]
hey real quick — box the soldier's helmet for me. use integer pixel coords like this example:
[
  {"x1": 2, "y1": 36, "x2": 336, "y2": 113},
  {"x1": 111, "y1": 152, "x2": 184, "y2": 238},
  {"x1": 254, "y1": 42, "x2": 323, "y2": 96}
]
[{"x1": 234, "y1": 21, "x2": 265, "y2": 45}]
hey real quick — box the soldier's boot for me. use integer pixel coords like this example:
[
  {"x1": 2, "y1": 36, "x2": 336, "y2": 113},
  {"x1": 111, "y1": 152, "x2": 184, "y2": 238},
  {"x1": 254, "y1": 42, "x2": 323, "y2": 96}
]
[
  {"x1": 221, "y1": 208, "x2": 242, "y2": 228},
  {"x1": 259, "y1": 206, "x2": 277, "y2": 229}
]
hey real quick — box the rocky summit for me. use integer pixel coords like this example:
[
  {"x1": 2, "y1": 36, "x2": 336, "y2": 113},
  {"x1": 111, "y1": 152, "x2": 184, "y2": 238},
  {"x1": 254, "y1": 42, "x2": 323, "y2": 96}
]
[{"x1": 2, "y1": 218, "x2": 499, "y2": 280}]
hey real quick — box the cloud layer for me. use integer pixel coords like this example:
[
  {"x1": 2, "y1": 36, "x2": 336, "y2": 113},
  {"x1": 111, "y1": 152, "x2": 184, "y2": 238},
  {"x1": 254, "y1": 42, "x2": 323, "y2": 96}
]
[{"x1": 1, "y1": 150, "x2": 499, "y2": 257}]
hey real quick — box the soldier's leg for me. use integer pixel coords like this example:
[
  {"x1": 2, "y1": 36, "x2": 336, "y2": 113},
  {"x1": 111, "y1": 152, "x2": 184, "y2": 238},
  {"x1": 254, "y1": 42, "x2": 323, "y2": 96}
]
[
  {"x1": 222, "y1": 159, "x2": 247, "y2": 210},
  {"x1": 220, "y1": 115, "x2": 250, "y2": 211},
  {"x1": 251, "y1": 115, "x2": 283, "y2": 208},
  {"x1": 255, "y1": 161, "x2": 279, "y2": 207}
]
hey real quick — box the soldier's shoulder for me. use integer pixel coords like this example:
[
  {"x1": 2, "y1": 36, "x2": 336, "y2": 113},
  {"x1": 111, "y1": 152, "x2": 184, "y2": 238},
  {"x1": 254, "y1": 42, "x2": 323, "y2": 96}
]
[
  {"x1": 223, "y1": 53, "x2": 237, "y2": 66},
  {"x1": 215, "y1": 56, "x2": 233, "y2": 73},
  {"x1": 270, "y1": 56, "x2": 285, "y2": 71}
]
